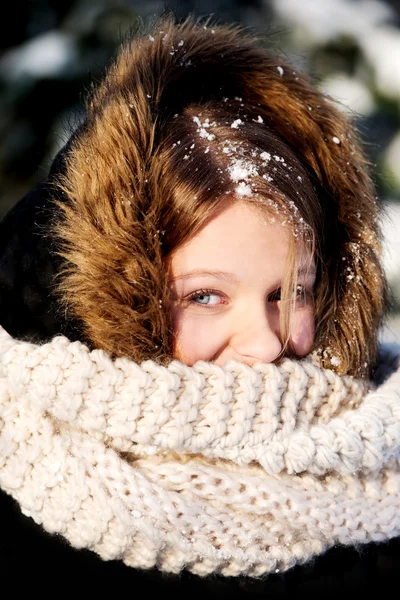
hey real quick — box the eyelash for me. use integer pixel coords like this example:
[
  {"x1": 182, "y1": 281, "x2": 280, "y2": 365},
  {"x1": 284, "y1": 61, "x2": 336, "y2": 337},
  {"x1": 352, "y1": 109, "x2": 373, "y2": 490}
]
[
  {"x1": 184, "y1": 285, "x2": 311, "y2": 308},
  {"x1": 268, "y1": 285, "x2": 309, "y2": 303},
  {"x1": 185, "y1": 288, "x2": 226, "y2": 307}
]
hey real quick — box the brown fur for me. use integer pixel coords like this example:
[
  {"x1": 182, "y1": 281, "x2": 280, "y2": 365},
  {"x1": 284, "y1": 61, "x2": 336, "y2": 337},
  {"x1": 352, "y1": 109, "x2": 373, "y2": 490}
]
[{"x1": 53, "y1": 16, "x2": 387, "y2": 376}]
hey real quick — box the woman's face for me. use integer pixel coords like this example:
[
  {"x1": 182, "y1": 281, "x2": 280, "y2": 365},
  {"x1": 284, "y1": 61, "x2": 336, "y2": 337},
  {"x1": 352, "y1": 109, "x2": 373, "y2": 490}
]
[{"x1": 168, "y1": 202, "x2": 315, "y2": 366}]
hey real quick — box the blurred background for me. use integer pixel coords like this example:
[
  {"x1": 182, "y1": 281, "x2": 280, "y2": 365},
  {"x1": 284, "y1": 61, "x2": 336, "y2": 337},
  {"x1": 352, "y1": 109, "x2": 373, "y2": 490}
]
[{"x1": 1, "y1": 0, "x2": 400, "y2": 341}]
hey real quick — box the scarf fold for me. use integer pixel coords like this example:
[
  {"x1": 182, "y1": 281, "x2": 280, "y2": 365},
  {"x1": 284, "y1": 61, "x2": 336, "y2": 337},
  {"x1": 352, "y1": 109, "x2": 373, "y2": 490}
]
[{"x1": 1, "y1": 325, "x2": 400, "y2": 577}]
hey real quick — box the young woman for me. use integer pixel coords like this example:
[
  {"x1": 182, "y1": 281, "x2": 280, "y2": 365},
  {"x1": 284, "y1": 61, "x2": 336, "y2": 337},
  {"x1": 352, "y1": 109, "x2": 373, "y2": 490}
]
[{"x1": 0, "y1": 16, "x2": 399, "y2": 594}]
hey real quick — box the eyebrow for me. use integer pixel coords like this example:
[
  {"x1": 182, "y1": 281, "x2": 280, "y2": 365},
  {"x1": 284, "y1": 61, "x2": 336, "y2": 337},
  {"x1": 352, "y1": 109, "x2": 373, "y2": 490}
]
[
  {"x1": 170, "y1": 265, "x2": 316, "y2": 283},
  {"x1": 170, "y1": 270, "x2": 240, "y2": 283}
]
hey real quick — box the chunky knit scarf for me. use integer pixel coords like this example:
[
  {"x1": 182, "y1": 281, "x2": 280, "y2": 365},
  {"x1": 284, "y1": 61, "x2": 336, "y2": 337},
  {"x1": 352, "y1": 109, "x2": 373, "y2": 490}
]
[{"x1": 1, "y1": 325, "x2": 400, "y2": 578}]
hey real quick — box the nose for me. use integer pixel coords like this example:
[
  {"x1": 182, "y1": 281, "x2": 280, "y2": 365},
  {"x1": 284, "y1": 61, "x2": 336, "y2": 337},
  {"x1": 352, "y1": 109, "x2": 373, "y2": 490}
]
[{"x1": 231, "y1": 306, "x2": 283, "y2": 365}]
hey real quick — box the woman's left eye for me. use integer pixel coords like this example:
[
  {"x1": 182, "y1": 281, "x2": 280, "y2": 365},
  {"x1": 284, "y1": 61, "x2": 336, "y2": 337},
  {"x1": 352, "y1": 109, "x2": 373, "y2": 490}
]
[{"x1": 268, "y1": 285, "x2": 307, "y2": 303}]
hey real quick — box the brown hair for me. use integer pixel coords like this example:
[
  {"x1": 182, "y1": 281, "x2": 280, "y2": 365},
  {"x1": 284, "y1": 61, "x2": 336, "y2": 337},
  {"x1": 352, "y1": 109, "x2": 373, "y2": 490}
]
[
  {"x1": 53, "y1": 16, "x2": 387, "y2": 377},
  {"x1": 157, "y1": 102, "x2": 321, "y2": 355}
]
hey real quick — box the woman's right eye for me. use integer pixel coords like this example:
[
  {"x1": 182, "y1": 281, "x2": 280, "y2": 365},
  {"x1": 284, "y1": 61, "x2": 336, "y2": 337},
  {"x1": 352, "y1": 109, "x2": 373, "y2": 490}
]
[{"x1": 190, "y1": 292, "x2": 221, "y2": 305}]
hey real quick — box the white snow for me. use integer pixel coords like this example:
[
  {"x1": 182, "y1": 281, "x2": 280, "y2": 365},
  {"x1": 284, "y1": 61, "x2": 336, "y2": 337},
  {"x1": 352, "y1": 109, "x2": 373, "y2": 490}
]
[
  {"x1": 319, "y1": 73, "x2": 374, "y2": 116},
  {"x1": 381, "y1": 200, "x2": 400, "y2": 280},
  {"x1": 361, "y1": 27, "x2": 400, "y2": 99},
  {"x1": 271, "y1": 0, "x2": 393, "y2": 44},
  {"x1": 229, "y1": 161, "x2": 259, "y2": 182},
  {"x1": 235, "y1": 182, "x2": 252, "y2": 196},
  {"x1": 270, "y1": 0, "x2": 400, "y2": 116},
  {"x1": 0, "y1": 31, "x2": 78, "y2": 79},
  {"x1": 231, "y1": 119, "x2": 244, "y2": 129},
  {"x1": 193, "y1": 116, "x2": 216, "y2": 141},
  {"x1": 379, "y1": 200, "x2": 400, "y2": 342}
]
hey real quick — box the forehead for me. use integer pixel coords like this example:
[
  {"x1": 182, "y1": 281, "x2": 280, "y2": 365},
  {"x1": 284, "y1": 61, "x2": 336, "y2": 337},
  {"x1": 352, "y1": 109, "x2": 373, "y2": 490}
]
[{"x1": 169, "y1": 201, "x2": 313, "y2": 278}]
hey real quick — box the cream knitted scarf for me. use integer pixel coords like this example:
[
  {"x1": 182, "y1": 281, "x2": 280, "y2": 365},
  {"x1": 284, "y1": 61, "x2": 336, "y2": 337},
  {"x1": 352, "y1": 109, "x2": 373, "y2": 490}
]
[{"x1": 1, "y1": 325, "x2": 400, "y2": 578}]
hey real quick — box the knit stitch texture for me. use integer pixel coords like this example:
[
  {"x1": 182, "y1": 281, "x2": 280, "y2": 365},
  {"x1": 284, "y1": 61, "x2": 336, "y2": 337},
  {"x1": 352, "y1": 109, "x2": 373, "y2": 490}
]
[{"x1": 1, "y1": 325, "x2": 400, "y2": 577}]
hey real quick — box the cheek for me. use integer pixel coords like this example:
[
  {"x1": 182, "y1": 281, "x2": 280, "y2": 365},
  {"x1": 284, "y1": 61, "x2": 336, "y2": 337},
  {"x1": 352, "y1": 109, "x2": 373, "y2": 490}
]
[
  {"x1": 171, "y1": 311, "x2": 225, "y2": 365},
  {"x1": 290, "y1": 308, "x2": 315, "y2": 357}
]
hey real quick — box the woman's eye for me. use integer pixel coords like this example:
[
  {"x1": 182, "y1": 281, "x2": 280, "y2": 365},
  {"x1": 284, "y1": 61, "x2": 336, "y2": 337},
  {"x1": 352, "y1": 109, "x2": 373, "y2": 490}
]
[
  {"x1": 191, "y1": 293, "x2": 221, "y2": 305},
  {"x1": 268, "y1": 289, "x2": 281, "y2": 303},
  {"x1": 268, "y1": 285, "x2": 307, "y2": 304}
]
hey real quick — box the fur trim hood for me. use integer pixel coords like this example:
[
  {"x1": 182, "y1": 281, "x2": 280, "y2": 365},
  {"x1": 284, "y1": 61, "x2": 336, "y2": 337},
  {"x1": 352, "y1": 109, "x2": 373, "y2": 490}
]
[{"x1": 40, "y1": 17, "x2": 385, "y2": 375}]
